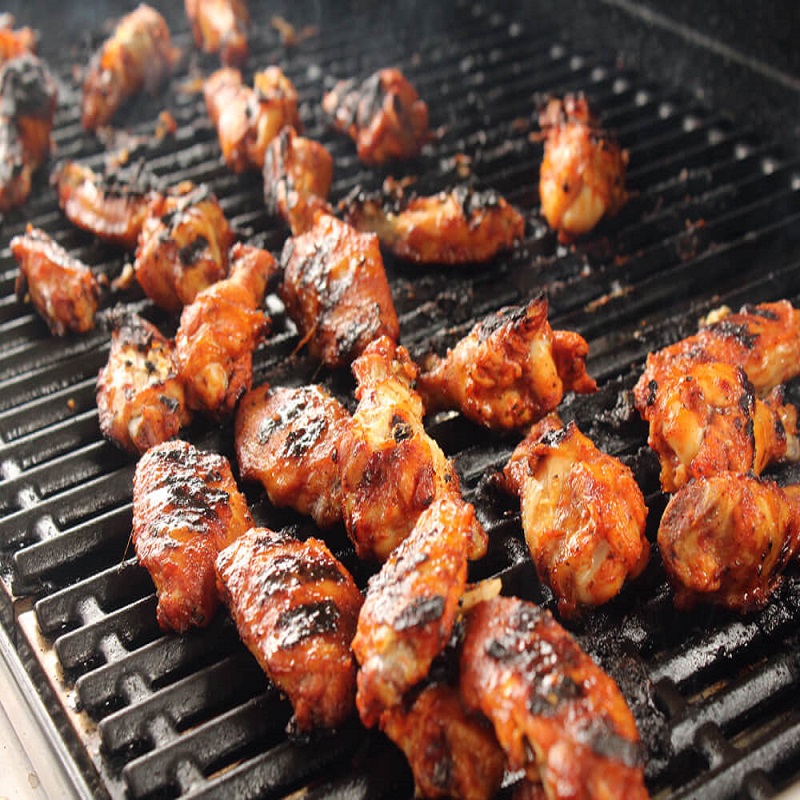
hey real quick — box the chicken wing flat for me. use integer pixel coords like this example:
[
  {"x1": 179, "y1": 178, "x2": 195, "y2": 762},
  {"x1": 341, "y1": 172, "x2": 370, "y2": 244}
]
[
  {"x1": 418, "y1": 295, "x2": 597, "y2": 431},
  {"x1": 279, "y1": 213, "x2": 399, "y2": 369},
  {"x1": 96, "y1": 311, "x2": 192, "y2": 454},
  {"x1": 263, "y1": 125, "x2": 333, "y2": 235},
  {"x1": 537, "y1": 94, "x2": 628, "y2": 242},
  {"x1": 0, "y1": 15, "x2": 36, "y2": 63},
  {"x1": 134, "y1": 183, "x2": 235, "y2": 313},
  {"x1": 216, "y1": 527, "x2": 364, "y2": 732},
  {"x1": 185, "y1": 0, "x2": 249, "y2": 67},
  {"x1": 235, "y1": 383, "x2": 351, "y2": 529},
  {"x1": 204, "y1": 66, "x2": 301, "y2": 173},
  {"x1": 380, "y1": 683, "x2": 506, "y2": 800},
  {"x1": 658, "y1": 472, "x2": 800, "y2": 612},
  {"x1": 322, "y1": 67, "x2": 430, "y2": 165},
  {"x1": 460, "y1": 596, "x2": 649, "y2": 800},
  {"x1": 352, "y1": 495, "x2": 487, "y2": 727},
  {"x1": 12, "y1": 225, "x2": 100, "y2": 336},
  {"x1": 133, "y1": 439, "x2": 253, "y2": 632},
  {"x1": 342, "y1": 181, "x2": 524, "y2": 265},
  {"x1": 175, "y1": 243, "x2": 276, "y2": 418}
]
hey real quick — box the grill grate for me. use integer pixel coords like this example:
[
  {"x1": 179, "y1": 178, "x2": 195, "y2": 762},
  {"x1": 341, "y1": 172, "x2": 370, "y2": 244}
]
[{"x1": 1, "y1": 1, "x2": 800, "y2": 798}]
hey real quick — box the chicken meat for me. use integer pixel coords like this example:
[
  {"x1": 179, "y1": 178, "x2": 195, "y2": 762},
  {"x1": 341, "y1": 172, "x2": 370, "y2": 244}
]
[{"x1": 185, "y1": 0, "x2": 249, "y2": 67}]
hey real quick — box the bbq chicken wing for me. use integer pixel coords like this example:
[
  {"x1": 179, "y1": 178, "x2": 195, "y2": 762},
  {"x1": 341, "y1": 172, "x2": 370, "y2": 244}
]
[
  {"x1": 235, "y1": 383, "x2": 351, "y2": 529},
  {"x1": 352, "y1": 495, "x2": 487, "y2": 727},
  {"x1": 12, "y1": 225, "x2": 100, "y2": 336},
  {"x1": 0, "y1": 15, "x2": 36, "y2": 63},
  {"x1": 537, "y1": 94, "x2": 628, "y2": 242},
  {"x1": 96, "y1": 311, "x2": 192, "y2": 454},
  {"x1": 322, "y1": 67, "x2": 430, "y2": 165},
  {"x1": 185, "y1": 0, "x2": 249, "y2": 67},
  {"x1": 134, "y1": 183, "x2": 235, "y2": 313},
  {"x1": 216, "y1": 527, "x2": 364, "y2": 732},
  {"x1": 342, "y1": 181, "x2": 524, "y2": 265},
  {"x1": 133, "y1": 439, "x2": 253, "y2": 632},
  {"x1": 279, "y1": 213, "x2": 399, "y2": 369},
  {"x1": 204, "y1": 66, "x2": 301, "y2": 173},
  {"x1": 81, "y1": 4, "x2": 178, "y2": 131},
  {"x1": 418, "y1": 295, "x2": 597, "y2": 431},
  {"x1": 658, "y1": 472, "x2": 800, "y2": 612},
  {"x1": 263, "y1": 126, "x2": 333, "y2": 235},
  {"x1": 460, "y1": 596, "x2": 649, "y2": 800}
]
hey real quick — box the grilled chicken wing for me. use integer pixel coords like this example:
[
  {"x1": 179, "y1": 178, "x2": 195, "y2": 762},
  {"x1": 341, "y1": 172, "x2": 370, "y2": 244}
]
[
  {"x1": 134, "y1": 183, "x2": 235, "y2": 313},
  {"x1": 380, "y1": 683, "x2": 506, "y2": 800},
  {"x1": 418, "y1": 296, "x2": 597, "y2": 431},
  {"x1": 322, "y1": 67, "x2": 430, "y2": 165},
  {"x1": 185, "y1": 0, "x2": 249, "y2": 67},
  {"x1": 352, "y1": 495, "x2": 487, "y2": 727},
  {"x1": 216, "y1": 527, "x2": 364, "y2": 731},
  {"x1": 279, "y1": 213, "x2": 399, "y2": 369},
  {"x1": 263, "y1": 126, "x2": 333, "y2": 235},
  {"x1": 204, "y1": 66, "x2": 301, "y2": 173},
  {"x1": 96, "y1": 311, "x2": 192, "y2": 454},
  {"x1": 538, "y1": 94, "x2": 628, "y2": 242},
  {"x1": 81, "y1": 3, "x2": 178, "y2": 130},
  {"x1": 174, "y1": 243, "x2": 276, "y2": 418},
  {"x1": 235, "y1": 383, "x2": 351, "y2": 529},
  {"x1": 11, "y1": 225, "x2": 99, "y2": 336},
  {"x1": 0, "y1": 15, "x2": 36, "y2": 63},
  {"x1": 658, "y1": 472, "x2": 800, "y2": 612},
  {"x1": 342, "y1": 181, "x2": 524, "y2": 265},
  {"x1": 460, "y1": 596, "x2": 649, "y2": 800},
  {"x1": 133, "y1": 439, "x2": 253, "y2": 632}
]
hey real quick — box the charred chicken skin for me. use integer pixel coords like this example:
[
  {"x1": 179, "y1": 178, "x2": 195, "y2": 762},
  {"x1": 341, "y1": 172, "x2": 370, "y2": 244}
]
[
  {"x1": 460, "y1": 596, "x2": 649, "y2": 800},
  {"x1": 81, "y1": 3, "x2": 178, "y2": 131},
  {"x1": 352, "y1": 495, "x2": 487, "y2": 728},
  {"x1": 235, "y1": 383, "x2": 351, "y2": 529},
  {"x1": 658, "y1": 472, "x2": 800, "y2": 612},
  {"x1": 134, "y1": 183, "x2": 235, "y2": 313},
  {"x1": 96, "y1": 311, "x2": 192, "y2": 454},
  {"x1": 11, "y1": 225, "x2": 100, "y2": 336},
  {"x1": 279, "y1": 213, "x2": 400, "y2": 369},
  {"x1": 204, "y1": 66, "x2": 301, "y2": 173},
  {"x1": 185, "y1": 0, "x2": 250, "y2": 67},
  {"x1": 133, "y1": 439, "x2": 253, "y2": 632},
  {"x1": 342, "y1": 181, "x2": 524, "y2": 265},
  {"x1": 0, "y1": 15, "x2": 36, "y2": 63},
  {"x1": 501, "y1": 413, "x2": 650, "y2": 617},
  {"x1": 263, "y1": 125, "x2": 333, "y2": 235},
  {"x1": 418, "y1": 295, "x2": 597, "y2": 431},
  {"x1": 537, "y1": 94, "x2": 628, "y2": 242},
  {"x1": 322, "y1": 67, "x2": 430, "y2": 165},
  {"x1": 216, "y1": 527, "x2": 364, "y2": 732}
]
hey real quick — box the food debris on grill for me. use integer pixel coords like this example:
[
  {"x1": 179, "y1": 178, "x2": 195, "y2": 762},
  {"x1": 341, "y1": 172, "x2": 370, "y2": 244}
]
[{"x1": 185, "y1": 0, "x2": 250, "y2": 67}]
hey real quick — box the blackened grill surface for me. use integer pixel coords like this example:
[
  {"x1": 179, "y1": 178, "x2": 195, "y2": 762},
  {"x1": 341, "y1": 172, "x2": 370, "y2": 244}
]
[{"x1": 1, "y1": 1, "x2": 800, "y2": 799}]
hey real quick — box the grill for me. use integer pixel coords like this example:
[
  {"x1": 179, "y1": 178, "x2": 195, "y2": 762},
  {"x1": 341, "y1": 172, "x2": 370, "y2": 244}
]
[{"x1": 2, "y1": 1, "x2": 800, "y2": 798}]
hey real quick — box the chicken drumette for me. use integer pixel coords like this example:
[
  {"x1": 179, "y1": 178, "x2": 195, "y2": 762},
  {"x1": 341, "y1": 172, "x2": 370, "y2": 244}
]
[
  {"x1": 185, "y1": 0, "x2": 249, "y2": 67},
  {"x1": 0, "y1": 15, "x2": 36, "y2": 63}
]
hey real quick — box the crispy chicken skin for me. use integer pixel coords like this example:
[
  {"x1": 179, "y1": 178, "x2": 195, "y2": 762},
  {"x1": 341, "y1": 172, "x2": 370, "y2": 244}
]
[
  {"x1": 279, "y1": 213, "x2": 400, "y2": 369},
  {"x1": 538, "y1": 94, "x2": 628, "y2": 242},
  {"x1": 174, "y1": 243, "x2": 276, "y2": 419},
  {"x1": 263, "y1": 126, "x2": 333, "y2": 235},
  {"x1": 342, "y1": 181, "x2": 524, "y2": 265},
  {"x1": 352, "y1": 495, "x2": 487, "y2": 727},
  {"x1": 134, "y1": 183, "x2": 235, "y2": 313},
  {"x1": 12, "y1": 225, "x2": 100, "y2": 336},
  {"x1": 185, "y1": 0, "x2": 249, "y2": 67},
  {"x1": 81, "y1": 4, "x2": 178, "y2": 131},
  {"x1": 235, "y1": 383, "x2": 351, "y2": 529},
  {"x1": 96, "y1": 312, "x2": 192, "y2": 454},
  {"x1": 418, "y1": 296, "x2": 597, "y2": 431},
  {"x1": 133, "y1": 440, "x2": 253, "y2": 632},
  {"x1": 460, "y1": 596, "x2": 649, "y2": 800},
  {"x1": 501, "y1": 413, "x2": 650, "y2": 617},
  {"x1": 216, "y1": 527, "x2": 364, "y2": 731},
  {"x1": 322, "y1": 67, "x2": 430, "y2": 165},
  {"x1": 204, "y1": 66, "x2": 301, "y2": 173},
  {"x1": 0, "y1": 15, "x2": 36, "y2": 63},
  {"x1": 658, "y1": 473, "x2": 800, "y2": 612},
  {"x1": 380, "y1": 683, "x2": 506, "y2": 800}
]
